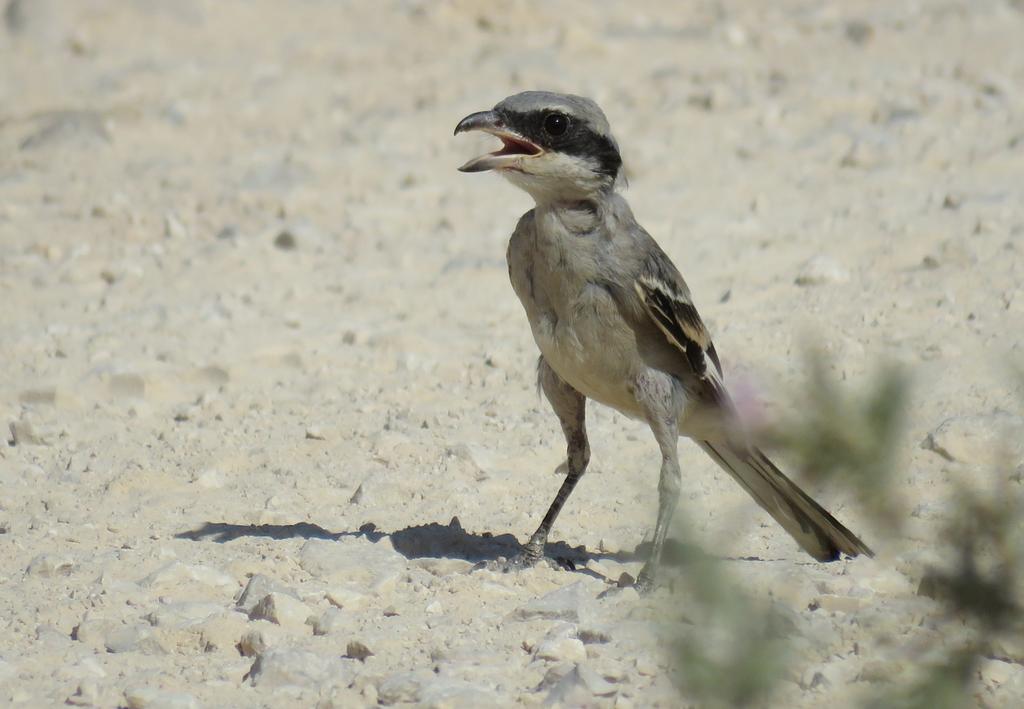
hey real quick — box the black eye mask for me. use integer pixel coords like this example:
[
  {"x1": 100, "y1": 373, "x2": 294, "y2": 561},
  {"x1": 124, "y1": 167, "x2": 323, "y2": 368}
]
[{"x1": 498, "y1": 108, "x2": 622, "y2": 180}]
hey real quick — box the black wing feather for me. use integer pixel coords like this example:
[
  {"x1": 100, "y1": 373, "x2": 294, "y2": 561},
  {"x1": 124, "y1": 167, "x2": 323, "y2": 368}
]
[{"x1": 634, "y1": 262, "x2": 722, "y2": 381}]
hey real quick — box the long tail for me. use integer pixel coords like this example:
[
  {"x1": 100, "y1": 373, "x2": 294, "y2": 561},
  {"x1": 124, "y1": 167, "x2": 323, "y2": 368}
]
[{"x1": 699, "y1": 441, "x2": 873, "y2": 561}]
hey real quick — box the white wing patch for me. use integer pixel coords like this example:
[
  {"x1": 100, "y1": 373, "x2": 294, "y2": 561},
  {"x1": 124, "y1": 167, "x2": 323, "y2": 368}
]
[{"x1": 634, "y1": 274, "x2": 721, "y2": 380}]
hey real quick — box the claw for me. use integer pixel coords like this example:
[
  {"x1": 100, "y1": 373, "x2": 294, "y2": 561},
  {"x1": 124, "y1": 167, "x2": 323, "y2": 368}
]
[
  {"x1": 634, "y1": 568, "x2": 656, "y2": 594},
  {"x1": 481, "y1": 552, "x2": 559, "y2": 574}
]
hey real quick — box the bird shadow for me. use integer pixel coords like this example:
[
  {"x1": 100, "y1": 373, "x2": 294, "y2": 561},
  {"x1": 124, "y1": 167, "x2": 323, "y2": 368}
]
[{"x1": 174, "y1": 517, "x2": 719, "y2": 576}]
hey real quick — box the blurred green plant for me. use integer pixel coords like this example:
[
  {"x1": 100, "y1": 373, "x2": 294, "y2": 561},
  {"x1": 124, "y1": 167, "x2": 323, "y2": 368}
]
[
  {"x1": 874, "y1": 649, "x2": 977, "y2": 709},
  {"x1": 669, "y1": 350, "x2": 1024, "y2": 707},
  {"x1": 872, "y1": 362, "x2": 1024, "y2": 707},
  {"x1": 761, "y1": 347, "x2": 910, "y2": 532},
  {"x1": 893, "y1": 473, "x2": 1024, "y2": 709},
  {"x1": 919, "y1": 476, "x2": 1022, "y2": 631},
  {"x1": 671, "y1": 552, "x2": 792, "y2": 708},
  {"x1": 669, "y1": 347, "x2": 911, "y2": 707}
]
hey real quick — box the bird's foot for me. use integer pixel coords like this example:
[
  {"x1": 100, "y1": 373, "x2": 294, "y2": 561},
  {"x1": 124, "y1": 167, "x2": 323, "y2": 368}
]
[
  {"x1": 483, "y1": 553, "x2": 553, "y2": 574},
  {"x1": 479, "y1": 541, "x2": 575, "y2": 574},
  {"x1": 634, "y1": 566, "x2": 657, "y2": 594}
]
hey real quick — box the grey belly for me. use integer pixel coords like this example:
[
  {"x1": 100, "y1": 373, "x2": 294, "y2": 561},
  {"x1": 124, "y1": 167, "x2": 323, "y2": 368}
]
[{"x1": 526, "y1": 300, "x2": 645, "y2": 419}]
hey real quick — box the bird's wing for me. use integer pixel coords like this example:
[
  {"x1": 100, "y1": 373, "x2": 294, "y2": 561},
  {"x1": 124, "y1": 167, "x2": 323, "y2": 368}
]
[{"x1": 632, "y1": 245, "x2": 723, "y2": 384}]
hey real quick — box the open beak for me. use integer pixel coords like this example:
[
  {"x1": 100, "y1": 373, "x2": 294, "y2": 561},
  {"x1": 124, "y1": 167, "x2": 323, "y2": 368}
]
[{"x1": 453, "y1": 110, "x2": 542, "y2": 173}]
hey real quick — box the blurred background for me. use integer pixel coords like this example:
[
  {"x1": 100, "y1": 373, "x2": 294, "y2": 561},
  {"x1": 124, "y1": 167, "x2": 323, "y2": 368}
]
[{"x1": 1, "y1": 1, "x2": 1023, "y2": 706}]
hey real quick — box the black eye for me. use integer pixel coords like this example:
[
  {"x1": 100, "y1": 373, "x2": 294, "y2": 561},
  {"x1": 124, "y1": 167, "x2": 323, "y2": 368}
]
[{"x1": 543, "y1": 112, "x2": 570, "y2": 136}]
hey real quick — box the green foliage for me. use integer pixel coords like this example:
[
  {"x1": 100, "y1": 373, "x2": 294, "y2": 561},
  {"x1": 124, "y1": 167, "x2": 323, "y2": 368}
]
[
  {"x1": 670, "y1": 351, "x2": 1024, "y2": 707},
  {"x1": 871, "y1": 650, "x2": 976, "y2": 709},
  {"x1": 763, "y1": 348, "x2": 910, "y2": 531},
  {"x1": 919, "y1": 476, "x2": 1023, "y2": 632},
  {"x1": 672, "y1": 555, "x2": 791, "y2": 708}
]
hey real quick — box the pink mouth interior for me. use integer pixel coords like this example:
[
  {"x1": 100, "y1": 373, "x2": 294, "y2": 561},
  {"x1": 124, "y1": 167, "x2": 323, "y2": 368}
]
[{"x1": 495, "y1": 136, "x2": 541, "y2": 156}]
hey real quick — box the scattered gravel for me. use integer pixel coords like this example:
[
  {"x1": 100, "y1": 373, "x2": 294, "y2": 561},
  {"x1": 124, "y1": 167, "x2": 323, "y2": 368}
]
[{"x1": 1, "y1": 1, "x2": 1021, "y2": 707}]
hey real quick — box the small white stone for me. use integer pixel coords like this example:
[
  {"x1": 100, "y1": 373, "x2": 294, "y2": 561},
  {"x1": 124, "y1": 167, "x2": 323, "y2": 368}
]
[
  {"x1": 545, "y1": 664, "x2": 618, "y2": 704},
  {"x1": 725, "y1": 24, "x2": 748, "y2": 46},
  {"x1": 10, "y1": 417, "x2": 54, "y2": 446},
  {"x1": 104, "y1": 624, "x2": 165, "y2": 654},
  {"x1": 163, "y1": 212, "x2": 188, "y2": 240},
  {"x1": 378, "y1": 672, "x2": 429, "y2": 705},
  {"x1": 325, "y1": 586, "x2": 368, "y2": 611},
  {"x1": 196, "y1": 612, "x2": 250, "y2": 653},
  {"x1": 190, "y1": 468, "x2": 225, "y2": 489},
  {"x1": 412, "y1": 557, "x2": 474, "y2": 577},
  {"x1": 311, "y1": 608, "x2": 349, "y2": 636},
  {"x1": 246, "y1": 647, "x2": 353, "y2": 689},
  {"x1": 141, "y1": 562, "x2": 235, "y2": 589},
  {"x1": 534, "y1": 636, "x2": 586, "y2": 663},
  {"x1": 990, "y1": 634, "x2": 1024, "y2": 665},
  {"x1": 236, "y1": 574, "x2": 296, "y2": 612},
  {"x1": 26, "y1": 553, "x2": 74, "y2": 577},
  {"x1": 72, "y1": 615, "x2": 117, "y2": 650},
  {"x1": 55, "y1": 657, "x2": 106, "y2": 682},
  {"x1": 512, "y1": 581, "x2": 588, "y2": 622},
  {"x1": 248, "y1": 592, "x2": 313, "y2": 629},
  {"x1": 238, "y1": 627, "x2": 271, "y2": 657},
  {"x1": 189, "y1": 564, "x2": 235, "y2": 589},
  {"x1": 145, "y1": 602, "x2": 223, "y2": 628},
  {"x1": 795, "y1": 255, "x2": 850, "y2": 286},
  {"x1": 979, "y1": 658, "x2": 1015, "y2": 686},
  {"x1": 416, "y1": 676, "x2": 497, "y2": 706},
  {"x1": 634, "y1": 655, "x2": 658, "y2": 676},
  {"x1": 921, "y1": 413, "x2": 1024, "y2": 466}
]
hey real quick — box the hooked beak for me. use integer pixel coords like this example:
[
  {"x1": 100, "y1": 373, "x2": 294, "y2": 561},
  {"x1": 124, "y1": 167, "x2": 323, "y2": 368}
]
[{"x1": 453, "y1": 110, "x2": 542, "y2": 173}]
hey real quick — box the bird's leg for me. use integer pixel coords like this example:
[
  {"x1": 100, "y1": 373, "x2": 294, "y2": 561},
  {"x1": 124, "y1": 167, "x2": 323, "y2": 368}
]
[
  {"x1": 517, "y1": 358, "x2": 590, "y2": 565},
  {"x1": 636, "y1": 416, "x2": 681, "y2": 593}
]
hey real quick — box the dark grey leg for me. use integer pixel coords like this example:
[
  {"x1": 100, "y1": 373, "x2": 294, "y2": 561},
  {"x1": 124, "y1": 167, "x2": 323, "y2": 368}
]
[{"x1": 519, "y1": 357, "x2": 591, "y2": 562}]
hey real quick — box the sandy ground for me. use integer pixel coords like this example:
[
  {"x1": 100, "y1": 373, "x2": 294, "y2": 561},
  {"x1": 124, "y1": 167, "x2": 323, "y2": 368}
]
[{"x1": 2, "y1": 0, "x2": 1024, "y2": 706}]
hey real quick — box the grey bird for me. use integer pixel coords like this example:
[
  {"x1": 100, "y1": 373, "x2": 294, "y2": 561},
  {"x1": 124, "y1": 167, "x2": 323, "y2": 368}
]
[{"x1": 454, "y1": 91, "x2": 872, "y2": 590}]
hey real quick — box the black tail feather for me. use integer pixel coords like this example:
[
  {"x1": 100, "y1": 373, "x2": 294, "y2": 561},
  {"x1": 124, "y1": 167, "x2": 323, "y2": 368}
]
[{"x1": 700, "y1": 441, "x2": 873, "y2": 561}]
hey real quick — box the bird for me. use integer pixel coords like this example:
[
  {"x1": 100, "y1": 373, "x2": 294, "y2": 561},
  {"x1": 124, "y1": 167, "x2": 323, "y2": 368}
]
[{"x1": 454, "y1": 91, "x2": 872, "y2": 591}]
